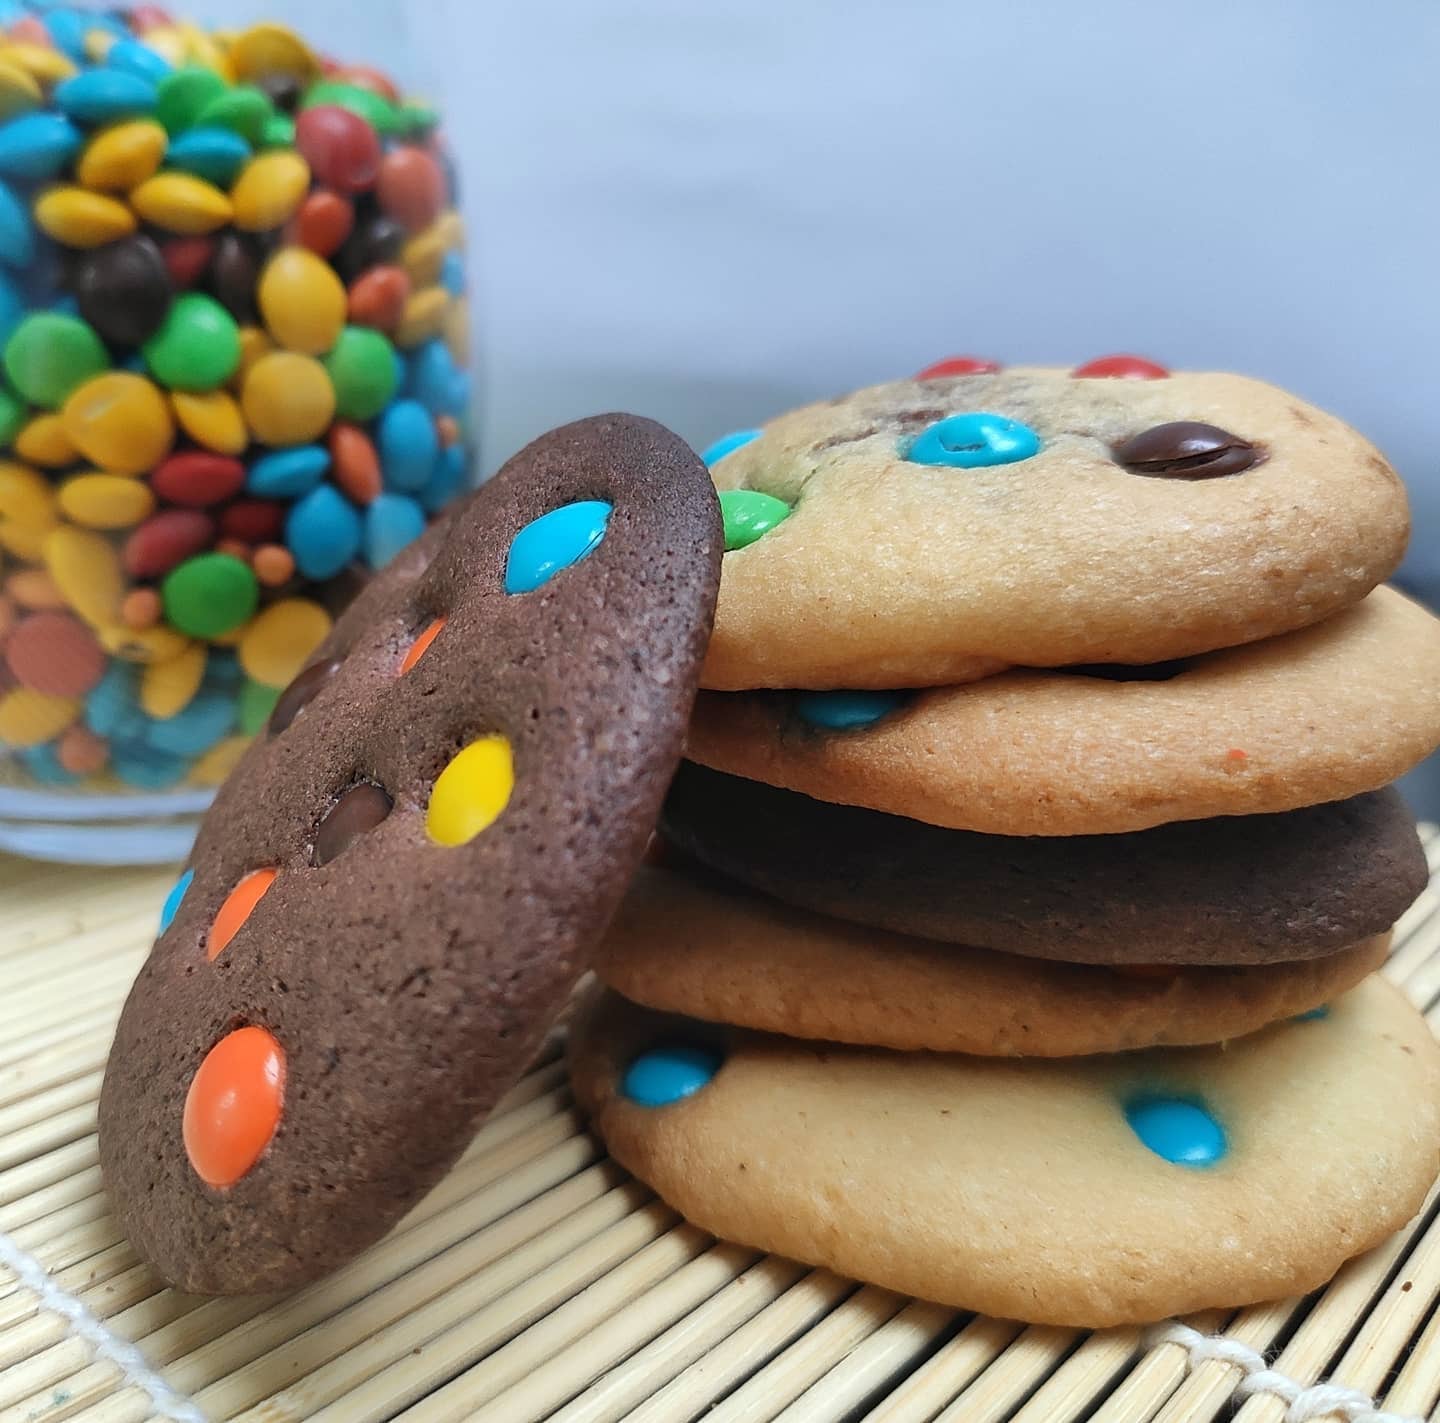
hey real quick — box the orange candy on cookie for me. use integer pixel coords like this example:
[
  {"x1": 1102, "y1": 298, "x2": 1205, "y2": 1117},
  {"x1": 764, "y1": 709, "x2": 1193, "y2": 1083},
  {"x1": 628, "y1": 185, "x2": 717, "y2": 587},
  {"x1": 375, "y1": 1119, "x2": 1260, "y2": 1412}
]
[
  {"x1": 208, "y1": 866, "x2": 278, "y2": 960},
  {"x1": 183, "y1": 1027, "x2": 286, "y2": 1188}
]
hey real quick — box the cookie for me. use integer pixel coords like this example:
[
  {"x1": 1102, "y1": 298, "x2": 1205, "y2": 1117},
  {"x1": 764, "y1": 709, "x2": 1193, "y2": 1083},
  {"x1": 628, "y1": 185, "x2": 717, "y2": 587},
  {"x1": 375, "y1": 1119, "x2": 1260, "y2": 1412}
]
[
  {"x1": 597, "y1": 864, "x2": 1391, "y2": 1055},
  {"x1": 689, "y1": 586, "x2": 1440, "y2": 836},
  {"x1": 660, "y1": 765, "x2": 1425, "y2": 965},
  {"x1": 98, "y1": 414, "x2": 722, "y2": 1294},
  {"x1": 570, "y1": 977, "x2": 1440, "y2": 1326},
  {"x1": 701, "y1": 367, "x2": 1408, "y2": 689}
]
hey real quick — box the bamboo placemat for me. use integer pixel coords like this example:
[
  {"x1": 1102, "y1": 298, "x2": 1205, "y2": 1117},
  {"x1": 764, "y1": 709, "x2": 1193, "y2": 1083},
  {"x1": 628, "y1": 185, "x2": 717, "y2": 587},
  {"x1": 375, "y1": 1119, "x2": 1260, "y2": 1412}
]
[{"x1": 4, "y1": 834, "x2": 1440, "y2": 1423}]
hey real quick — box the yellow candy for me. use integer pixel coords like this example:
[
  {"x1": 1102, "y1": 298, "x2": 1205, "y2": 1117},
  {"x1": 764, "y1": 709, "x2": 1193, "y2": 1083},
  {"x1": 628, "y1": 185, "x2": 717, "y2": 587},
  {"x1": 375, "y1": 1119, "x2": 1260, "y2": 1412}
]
[
  {"x1": 0, "y1": 58, "x2": 41, "y2": 118},
  {"x1": 394, "y1": 287, "x2": 449, "y2": 349},
  {"x1": 58, "y1": 473, "x2": 155, "y2": 531},
  {"x1": 83, "y1": 28, "x2": 117, "y2": 63},
  {"x1": 172, "y1": 389, "x2": 248, "y2": 456},
  {"x1": 0, "y1": 43, "x2": 77, "y2": 85},
  {"x1": 238, "y1": 598, "x2": 332, "y2": 689},
  {"x1": 76, "y1": 120, "x2": 168, "y2": 192},
  {"x1": 138, "y1": 26, "x2": 186, "y2": 68},
  {"x1": 130, "y1": 172, "x2": 232, "y2": 236},
  {"x1": 241, "y1": 352, "x2": 335, "y2": 446},
  {"x1": 401, "y1": 225, "x2": 449, "y2": 288},
  {"x1": 176, "y1": 20, "x2": 232, "y2": 78},
  {"x1": 434, "y1": 210, "x2": 465, "y2": 251},
  {"x1": 209, "y1": 619, "x2": 249, "y2": 648},
  {"x1": 444, "y1": 296, "x2": 471, "y2": 366},
  {"x1": 62, "y1": 373, "x2": 175, "y2": 476},
  {"x1": 231, "y1": 326, "x2": 273, "y2": 391},
  {"x1": 0, "y1": 461, "x2": 58, "y2": 560},
  {"x1": 257, "y1": 247, "x2": 347, "y2": 355},
  {"x1": 189, "y1": 735, "x2": 250, "y2": 787},
  {"x1": 14, "y1": 414, "x2": 78, "y2": 468},
  {"x1": 140, "y1": 642, "x2": 205, "y2": 719},
  {"x1": 0, "y1": 688, "x2": 79, "y2": 748},
  {"x1": 98, "y1": 622, "x2": 190, "y2": 664},
  {"x1": 228, "y1": 22, "x2": 318, "y2": 82},
  {"x1": 231, "y1": 150, "x2": 310, "y2": 233},
  {"x1": 426, "y1": 736, "x2": 515, "y2": 846},
  {"x1": 44, "y1": 526, "x2": 123, "y2": 629},
  {"x1": 34, "y1": 186, "x2": 136, "y2": 247}
]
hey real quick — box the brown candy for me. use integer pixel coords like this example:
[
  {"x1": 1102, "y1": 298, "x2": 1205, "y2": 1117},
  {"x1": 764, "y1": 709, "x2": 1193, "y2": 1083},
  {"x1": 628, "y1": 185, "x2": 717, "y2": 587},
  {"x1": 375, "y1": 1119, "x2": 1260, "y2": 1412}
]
[
  {"x1": 74, "y1": 235, "x2": 172, "y2": 347},
  {"x1": 268, "y1": 657, "x2": 341, "y2": 735},
  {"x1": 1113, "y1": 421, "x2": 1263, "y2": 479},
  {"x1": 312, "y1": 782, "x2": 392, "y2": 865},
  {"x1": 208, "y1": 232, "x2": 262, "y2": 323}
]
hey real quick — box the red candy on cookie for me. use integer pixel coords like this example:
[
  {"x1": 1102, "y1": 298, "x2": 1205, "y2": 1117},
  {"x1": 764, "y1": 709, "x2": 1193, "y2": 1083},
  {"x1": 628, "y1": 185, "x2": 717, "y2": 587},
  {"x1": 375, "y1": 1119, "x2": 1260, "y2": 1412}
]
[{"x1": 1072, "y1": 354, "x2": 1170, "y2": 379}]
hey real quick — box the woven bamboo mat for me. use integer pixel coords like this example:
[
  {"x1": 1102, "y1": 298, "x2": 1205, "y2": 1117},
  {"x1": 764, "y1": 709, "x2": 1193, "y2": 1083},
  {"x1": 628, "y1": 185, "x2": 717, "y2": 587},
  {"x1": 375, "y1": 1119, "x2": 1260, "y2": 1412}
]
[{"x1": 4, "y1": 836, "x2": 1440, "y2": 1423}]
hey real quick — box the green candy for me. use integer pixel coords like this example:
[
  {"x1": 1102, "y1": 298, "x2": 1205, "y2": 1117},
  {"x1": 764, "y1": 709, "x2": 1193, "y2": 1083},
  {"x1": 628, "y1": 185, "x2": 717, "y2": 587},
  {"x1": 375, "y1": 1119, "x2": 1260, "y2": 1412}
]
[
  {"x1": 323, "y1": 326, "x2": 399, "y2": 421},
  {"x1": 3, "y1": 314, "x2": 108, "y2": 409},
  {"x1": 260, "y1": 114, "x2": 295, "y2": 149},
  {"x1": 161, "y1": 554, "x2": 258, "y2": 639},
  {"x1": 195, "y1": 85, "x2": 274, "y2": 145},
  {"x1": 0, "y1": 384, "x2": 24, "y2": 446},
  {"x1": 238, "y1": 679, "x2": 281, "y2": 735},
  {"x1": 719, "y1": 489, "x2": 792, "y2": 550},
  {"x1": 397, "y1": 101, "x2": 439, "y2": 137},
  {"x1": 141, "y1": 293, "x2": 240, "y2": 393},
  {"x1": 156, "y1": 66, "x2": 229, "y2": 135},
  {"x1": 302, "y1": 80, "x2": 402, "y2": 135}
]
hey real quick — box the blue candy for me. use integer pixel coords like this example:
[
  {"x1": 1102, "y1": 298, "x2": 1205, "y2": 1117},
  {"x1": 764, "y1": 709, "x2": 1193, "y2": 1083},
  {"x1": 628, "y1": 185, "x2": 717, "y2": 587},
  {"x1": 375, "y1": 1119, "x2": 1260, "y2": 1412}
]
[
  {"x1": 1124, "y1": 1096, "x2": 1227, "y2": 1167},
  {"x1": 0, "y1": 180, "x2": 31, "y2": 268},
  {"x1": 0, "y1": 112, "x2": 83, "y2": 180},
  {"x1": 20, "y1": 742, "x2": 81, "y2": 786},
  {"x1": 202, "y1": 648, "x2": 243, "y2": 688},
  {"x1": 1294, "y1": 1005, "x2": 1330, "y2": 1023},
  {"x1": 286, "y1": 484, "x2": 363, "y2": 580},
  {"x1": 0, "y1": 271, "x2": 22, "y2": 348},
  {"x1": 505, "y1": 500, "x2": 612, "y2": 595},
  {"x1": 363, "y1": 492, "x2": 426, "y2": 569},
  {"x1": 247, "y1": 444, "x2": 331, "y2": 498},
  {"x1": 407, "y1": 340, "x2": 465, "y2": 416},
  {"x1": 377, "y1": 398, "x2": 438, "y2": 491},
  {"x1": 145, "y1": 690, "x2": 236, "y2": 757},
  {"x1": 49, "y1": 293, "x2": 79, "y2": 318},
  {"x1": 105, "y1": 38, "x2": 174, "y2": 84},
  {"x1": 159, "y1": 867, "x2": 193, "y2": 935},
  {"x1": 41, "y1": 8, "x2": 93, "y2": 61},
  {"x1": 110, "y1": 741, "x2": 189, "y2": 790},
  {"x1": 439, "y1": 250, "x2": 465, "y2": 296},
  {"x1": 121, "y1": 351, "x2": 148, "y2": 373},
  {"x1": 905, "y1": 412, "x2": 1041, "y2": 468},
  {"x1": 793, "y1": 690, "x2": 909, "y2": 731},
  {"x1": 420, "y1": 443, "x2": 468, "y2": 514},
  {"x1": 165, "y1": 127, "x2": 251, "y2": 186},
  {"x1": 84, "y1": 662, "x2": 147, "y2": 741},
  {"x1": 623, "y1": 1045, "x2": 723, "y2": 1107},
  {"x1": 54, "y1": 69, "x2": 158, "y2": 125},
  {"x1": 701, "y1": 429, "x2": 761, "y2": 466}
]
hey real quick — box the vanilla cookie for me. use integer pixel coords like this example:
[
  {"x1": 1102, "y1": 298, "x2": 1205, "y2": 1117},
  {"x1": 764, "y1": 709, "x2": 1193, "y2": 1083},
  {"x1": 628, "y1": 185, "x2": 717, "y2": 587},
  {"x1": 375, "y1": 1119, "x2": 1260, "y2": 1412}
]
[
  {"x1": 570, "y1": 977, "x2": 1440, "y2": 1326},
  {"x1": 688, "y1": 586, "x2": 1440, "y2": 836},
  {"x1": 701, "y1": 367, "x2": 1408, "y2": 689},
  {"x1": 597, "y1": 865, "x2": 1391, "y2": 1055}
]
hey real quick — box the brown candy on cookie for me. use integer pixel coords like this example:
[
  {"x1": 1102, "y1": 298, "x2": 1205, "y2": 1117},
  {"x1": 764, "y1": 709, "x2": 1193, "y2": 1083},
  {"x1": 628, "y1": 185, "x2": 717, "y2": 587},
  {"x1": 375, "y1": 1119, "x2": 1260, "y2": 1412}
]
[{"x1": 98, "y1": 415, "x2": 722, "y2": 1294}]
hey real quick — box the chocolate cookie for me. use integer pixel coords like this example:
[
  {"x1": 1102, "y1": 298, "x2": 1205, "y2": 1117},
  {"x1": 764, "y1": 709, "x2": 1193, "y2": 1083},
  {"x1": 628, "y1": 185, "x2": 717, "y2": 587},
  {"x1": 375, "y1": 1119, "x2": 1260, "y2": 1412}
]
[
  {"x1": 660, "y1": 765, "x2": 1425, "y2": 965},
  {"x1": 700, "y1": 366, "x2": 1408, "y2": 689},
  {"x1": 98, "y1": 414, "x2": 722, "y2": 1294}
]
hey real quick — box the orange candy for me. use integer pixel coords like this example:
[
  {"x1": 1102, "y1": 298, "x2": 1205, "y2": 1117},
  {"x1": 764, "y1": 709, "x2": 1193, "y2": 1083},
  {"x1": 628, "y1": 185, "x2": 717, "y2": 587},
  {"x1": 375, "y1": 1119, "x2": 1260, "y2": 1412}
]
[
  {"x1": 435, "y1": 415, "x2": 460, "y2": 448},
  {"x1": 253, "y1": 544, "x2": 295, "y2": 587},
  {"x1": 208, "y1": 866, "x2": 278, "y2": 961},
  {"x1": 120, "y1": 586, "x2": 162, "y2": 630},
  {"x1": 292, "y1": 189, "x2": 354, "y2": 257},
  {"x1": 183, "y1": 1026, "x2": 285, "y2": 1188},
  {"x1": 346, "y1": 265, "x2": 409, "y2": 332},
  {"x1": 399, "y1": 616, "x2": 445, "y2": 675},
  {"x1": 215, "y1": 537, "x2": 251, "y2": 562},
  {"x1": 57, "y1": 724, "x2": 107, "y2": 775},
  {"x1": 328, "y1": 422, "x2": 381, "y2": 505},
  {"x1": 6, "y1": 568, "x2": 66, "y2": 609}
]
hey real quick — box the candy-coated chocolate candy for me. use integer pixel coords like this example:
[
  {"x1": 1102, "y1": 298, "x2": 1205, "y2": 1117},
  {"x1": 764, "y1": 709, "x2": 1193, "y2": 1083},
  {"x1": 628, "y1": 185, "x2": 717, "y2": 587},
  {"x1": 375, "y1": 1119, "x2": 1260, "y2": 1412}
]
[
  {"x1": 419, "y1": 442, "x2": 467, "y2": 514},
  {"x1": 231, "y1": 148, "x2": 309, "y2": 231},
  {"x1": 219, "y1": 498, "x2": 283, "y2": 543},
  {"x1": 251, "y1": 543, "x2": 294, "y2": 587},
  {"x1": 291, "y1": 188, "x2": 352, "y2": 257},
  {"x1": 147, "y1": 687, "x2": 235, "y2": 754},
  {"x1": 0, "y1": 268, "x2": 21, "y2": 345},
  {"x1": 231, "y1": 322, "x2": 273, "y2": 386},
  {"x1": 206, "y1": 230, "x2": 260, "y2": 321},
  {"x1": 248, "y1": 448, "x2": 331, "y2": 502},
  {"x1": 700, "y1": 429, "x2": 760, "y2": 466},
  {"x1": 328, "y1": 421, "x2": 381, "y2": 504},
  {"x1": 718, "y1": 489, "x2": 790, "y2": 551},
  {"x1": 257, "y1": 245, "x2": 346, "y2": 354},
  {"x1": 122, "y1": 508, "x2": 213, "y2": 579},
  {"x1": 111, "y1": 740, "x2": 188, "y2": 787},
  {"x1": 207, "y1": 866, "x2": 277, "y2": 960},
  {"x1": 0, "y1": 60, "x2": 43, "y2": 122},
  {"x1": 267, "y1": 655, "x2": 338, "y2": 735},
  {"x1": 58, "y1": 471, "x2": 155, "y2": 529},
  {"x1": 237, "y1": 596, "x2": 331, "y2": 688},
  {"x1": 214, "y1": 536, "x2": 251, "y2": 562},
  {"x1": 294, "y1": 103, "x2": 379, "y2": 193},
  {"x1": 505, "y1": 500, "x2": 611, "y2": 595},
  {"x1": 362, "y1": 490, "x2": 424, "y2": 568},
  {"x1": 313, "y1": 781, "x2": 391, "y2": 865},
  {"x1": 346, "y1": 263, "x2": 408, "y2": 331},
  {"x1": 131, "y1": 170, "x2": 233, "y2": 234},
  {"x1": 435, "y1": 415, "x2": 460, "y2": 447},
  {"x1": 139, "y1": 639, "x2": 203, "y2": 717},
  {"x1": 0, "y1": 389, "x2": 21, "y2": 450},
  {"x1": 301, "y1": 79, "x2": 401, "y2": 136},
  {"x1": 376, "y1": 145, "x2": 444, "y2": 233},
  {"x1": 19, "y1": 740, "x2": 82, "y2": 785},
  {"x1": 236, "y1": 677, "x2": 280, "y2": 734},
  {"x1": 158, "y1": 864, "x2": 192, "y2": 933},
  {"x1": 622, "y1": 1044, "x2": 722, "y2": 1107},
  {"x1": 150, "y1": 450, "x2": 245, "y2": 506},
  {"x1": 62, "y1": 371, "x2": 174, "y2": 474},
  {"x1": 12, "y1": 412, "x2": 75, "y2": 468},
  {"x1": 138, "y1": 25, "x2": 187, "y2": 68},
  {"x1": 165, "y1": 124, "x2": 250, "y2": 185},
  {"x1": 905, "y1": 412, "x2": 1041, "y2": 468},
  {"x1": 2, "y1": 43, "x2": 78, "y2": 88},
  {"x1": 241, "y1": 350, "x2": 335, "y2": 445},
  {"x1": 228, "y1": 22, "x2": 318, "y2": 85},
  {"x1": 141, "y1": 290, "x2": 240, "y2": 391},
  {"x1": 195, "y1": 85, "x2": 273, "y2": 145},
  {"x1": 793, "y1": 690, "x2": 909, "y2": 730},
  {"x1": 260, "y1": 115, "x2": 295, "y2": 149},
  {"x1": 0, "y1": 176, "x2": 35, "y2": 267},
  {"x1": 119, "y1": 586, "x2": 162, "y2": 629},
  {"x1": 183, "y1": 1024, "x2": 285, "y2": 1186},
  {"x1": 53, "y1": 67, "x2": 157, "y2": 124},
  {"x1": 73, "y1": 234, "x2": 171, "y2": 346},
  {"x1": 6, "y1": 568, "x2": 66, "y2": 609},
  {"x1": 161, "y1": 233, "x2": 213, "y2": 287},
  {"x1": 1124, "y1": 1096, "x2": 1226, "y2": 1166},
  {"x1": 84, "y1": 660, "x2": 146, "y2": 739},
  {"x1": 322, "y1": 324, "x2": 397, "y2": 421},
  {"x1": 400, "y1": 222, "x2": 450, "y2": 288},
  {"x1": 335, "y1": 211, "x2": 403, "y2": 280},
  {"x1": 915, "y1": 356, "x2": 1004, "y2": 379},
  {"x1": 393, "y1": 284, "x2": 447, "y2": 348},
  {"x1": 0, "y1": 686, "x2": 80, "y2": 746},
  {"x1": 398, "y1": 615, "x2": 444, "y2": 675},
  {"x1": 426, "y1": 734, "x2": 514, "y2": 846},
  {"x1": 4, "y1": 611, "x2": 105, "y2": 695},
  {"x1": 40, "y1": 8, "x2": 96, "y2": 62},
  {"x1": 188, "y1": 733, "x2": 248, "y2": 784},
  {"x1": 0, "y1": 111, "x2": 82, "y2": 179},
  {"x1": 75, "y1": 117, "x2": 166, "y2": 189},
  {"x1": 57, "y1": 722, "x2": 108, "y2": 774},
  {"x1": 376, "y1": 397, "x2": 436, "y2": 491},
  {"x1": 284, "y1": 483, "x2": 360, "y2": 579},
  {"x1": 334, "y1": 64, "x2": 399, "y2": 103},
  {"x1": 1072, "y1": 354, "x2": 1170, "y2": 380},
  {"x1": 44, "y1": 524, "x2": 124, "y2": 628},
  {"x1": 0, "y1": 460, "x2": 58, "y2": 559},
  {"x1": 1113, "y1": 421, "x2": 1261, "y2": 479},
  {"x1": 439, "y1": 250, "x2": 464, "y2": 296},
  {"x1": 171, "y1": 388, "x2": 247, "y2": 454},
  {"x1": 161, "y1": 552, "x2": 258, "y2": 638},
  {"x1": 98, "y1": 620, "x2": 188, "y2": 664},
  {"x1": 105, "y1": 38, "x2": 173, "y2": 86},
  {"x1": 4, "y1": 312, "x2": 108, "y2": 408},
  {"x1": 407, "y1": 339, "x2": 464, "y2": 416}
]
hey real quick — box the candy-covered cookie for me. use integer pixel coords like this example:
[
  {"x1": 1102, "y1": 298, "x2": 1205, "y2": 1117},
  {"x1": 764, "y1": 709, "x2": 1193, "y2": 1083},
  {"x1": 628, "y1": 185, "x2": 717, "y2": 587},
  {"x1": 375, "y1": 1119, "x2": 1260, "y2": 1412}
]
[
  {"x1": 98, "y1": 414, "x2": 722, "y2": 1294},
  {"x1": 661, "y1": 766, "x2": 1425, "y2": 965},
  {"x1": 597, "y1": 864, "x2": 1390, "y2": 1055},
  {"x1": 701, "y1": 367, "x2": 1408, "y2": 689},
  {"x1": 570, "y1": 977, "x2": 1440, "y2": 1326},
  {"x1": 688, "y1": 587, "x2": 1440, "y2": 836}
]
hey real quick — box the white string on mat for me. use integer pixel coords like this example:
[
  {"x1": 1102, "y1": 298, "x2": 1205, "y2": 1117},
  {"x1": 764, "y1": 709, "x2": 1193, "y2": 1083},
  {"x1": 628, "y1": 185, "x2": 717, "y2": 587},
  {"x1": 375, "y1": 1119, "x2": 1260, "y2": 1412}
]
[
  {"x1": 1150, "y1": 1320, "x2": 1421, "y2": 1423},
  {"x1": 0, "y1": 1226, "x2": 207, "y2": 1423}
]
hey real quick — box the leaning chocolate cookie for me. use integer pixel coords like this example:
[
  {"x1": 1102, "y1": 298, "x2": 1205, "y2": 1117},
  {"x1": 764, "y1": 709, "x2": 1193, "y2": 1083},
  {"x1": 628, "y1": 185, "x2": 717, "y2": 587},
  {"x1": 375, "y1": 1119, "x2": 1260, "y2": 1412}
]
[
  {"x1": 660, "y1": 765, "x2": 1425, "y2": 965},
  {"x1": 702, "y1": 366, "x2": 1408, "y2": 689},
  {"x1": 98, "y1": 415, "x2": 722, "y2": 1294}
]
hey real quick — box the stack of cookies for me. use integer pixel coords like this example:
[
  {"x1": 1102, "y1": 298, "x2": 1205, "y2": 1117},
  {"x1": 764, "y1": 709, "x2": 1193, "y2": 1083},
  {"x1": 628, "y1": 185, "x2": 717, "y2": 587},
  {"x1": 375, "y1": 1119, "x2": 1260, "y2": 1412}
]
[{"x1": 571, "y1": 359, "x2": 1440, "y2": 1327}]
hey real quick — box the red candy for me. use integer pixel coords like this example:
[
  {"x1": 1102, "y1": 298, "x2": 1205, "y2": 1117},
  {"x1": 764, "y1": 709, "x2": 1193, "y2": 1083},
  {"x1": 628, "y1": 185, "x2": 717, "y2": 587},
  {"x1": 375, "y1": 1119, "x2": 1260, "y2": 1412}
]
[
  {"x1": 376, "y1": 147, "x2": 445, "y2": 232},
  {"x1": 295, "y1": 105, "x2": 383, "y2": 194},
  {"x1": 219, "y1": 499, "x2": 285, "y2": 544},
  {"x1": 150, "y1": 452, "x2": 246, "y2": 507},
  {"x1": 183, "y1": 1026, "x2": 285, "y2": 1188},
  {"x1": 9, "y1": 15, "x2": 48, "y2": 44},
  {"x1": 291, "y1": 190, "x2": 354, "y2": 257},
  {"x1": 129, "y1": 5, "x2": 174, "y2": 30},
  {"x1": 163, "y1": 237, "x2": 216, "y2": 290},
  {"x1": 1072, "y1": 354, "x2": 1170, "y2": 380},
  {"x1": 915, "y1": 356, "x2": 1003, "y2": 380},
  {"x1": 5, "y1": 613, "x2": 105, "y2": 697},
  {"x1": 346, "y1": 264, "x2": 409, "y2": 332},
  {"x1": 123, "y1": 509, "x2": 216, "y2": 578}
]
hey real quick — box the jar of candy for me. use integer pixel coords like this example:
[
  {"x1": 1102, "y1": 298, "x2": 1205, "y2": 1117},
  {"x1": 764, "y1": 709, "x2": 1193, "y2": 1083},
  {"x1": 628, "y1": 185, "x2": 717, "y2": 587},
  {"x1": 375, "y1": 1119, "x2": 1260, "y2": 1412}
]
[{"x1": 0, "y1": 4, "x2": 472, "y2": 862}]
